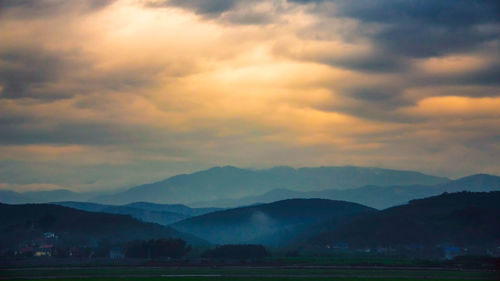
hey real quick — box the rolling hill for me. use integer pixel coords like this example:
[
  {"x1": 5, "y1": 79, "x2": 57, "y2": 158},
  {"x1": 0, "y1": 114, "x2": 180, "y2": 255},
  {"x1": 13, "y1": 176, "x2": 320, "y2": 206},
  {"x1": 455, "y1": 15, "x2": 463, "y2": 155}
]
[
  {"x1": 92, "y1": 166, "x2": 448, "y2": 205},
  {"x1": 53, "y1": 201, "x2": 222, "y2": 225},
  {"x1": 311, "y1": 191, "x2": 500, "y2": 248},
  {"x1": 124, "y1": 202, "x2": 222, "y2": 217},
  {"x1": 53, "y1": 201, "x2": 190, "y2": 225},
  {"x1": 192, "y1": 174, "x2": 500, "y2": 209},
  {"x1": 171, "y1": 199, "x2": 376, "y2": 246},
  {"x1": 0, "y1": 203, "x2": 206, "y2": 250}
]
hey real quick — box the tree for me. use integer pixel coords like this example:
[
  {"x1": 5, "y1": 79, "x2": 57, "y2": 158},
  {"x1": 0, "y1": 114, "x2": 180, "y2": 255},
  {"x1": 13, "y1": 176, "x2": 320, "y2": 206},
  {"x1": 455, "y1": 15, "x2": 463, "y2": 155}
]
[
  {"x1": 201, "y1": 244, "x2": 268, "y2": 259},
  {"x1": 125, "y1": 238, "x2": 191, "y2": 259}
]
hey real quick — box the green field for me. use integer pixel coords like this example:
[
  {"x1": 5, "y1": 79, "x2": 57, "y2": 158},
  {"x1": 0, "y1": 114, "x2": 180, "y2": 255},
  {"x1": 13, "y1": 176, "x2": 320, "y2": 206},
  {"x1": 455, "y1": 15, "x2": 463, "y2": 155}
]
[
  {"x1": 1, "y1": 266, "x2": 498, "y2": 281},
  {"x1": 268, "y1": 255, "x2": 420, "y2": 266},
  {"x1": 1, "y1": 276, "x2": 496, "y2": 281}
]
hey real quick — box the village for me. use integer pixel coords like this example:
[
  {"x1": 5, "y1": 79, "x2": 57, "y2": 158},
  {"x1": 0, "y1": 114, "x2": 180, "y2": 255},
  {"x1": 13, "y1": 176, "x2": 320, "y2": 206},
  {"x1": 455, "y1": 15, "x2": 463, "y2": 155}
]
[
  {"x1": 7, "y1": 231, "x2": 500, "y2": 262},
  {"x1": 11, "y1": 232, "x2": 125, "y2": 259}
]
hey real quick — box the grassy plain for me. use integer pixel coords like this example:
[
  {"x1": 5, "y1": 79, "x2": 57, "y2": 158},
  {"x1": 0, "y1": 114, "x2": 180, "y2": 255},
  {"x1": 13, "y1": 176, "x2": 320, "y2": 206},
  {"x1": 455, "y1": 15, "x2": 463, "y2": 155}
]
[
  {"x1": 6, "y1": 278, "x2": 498, "y2": 281},
  {"x1": 1, "y1": 266, "x2": 498, "y2": 281}
]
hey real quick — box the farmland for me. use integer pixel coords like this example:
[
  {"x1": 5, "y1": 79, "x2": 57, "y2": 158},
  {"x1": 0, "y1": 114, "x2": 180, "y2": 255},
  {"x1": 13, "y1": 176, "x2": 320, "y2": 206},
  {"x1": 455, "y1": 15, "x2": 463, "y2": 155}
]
[{"x1": 1, "y1": 266, "x2": 498, "y2": 281}]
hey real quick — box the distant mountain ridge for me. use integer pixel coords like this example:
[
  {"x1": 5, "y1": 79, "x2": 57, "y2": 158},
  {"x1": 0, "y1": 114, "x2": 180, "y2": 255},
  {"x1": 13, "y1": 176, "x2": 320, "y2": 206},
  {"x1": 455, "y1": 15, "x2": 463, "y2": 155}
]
[
  {"x1": 53, "y1": 201, "x2": 222, "y2": 225},
  {"x1": 191, "y1": 174, "x2": 500, "y2": 209},
  {"x1": 124, "y1": 202, "x2": 222, "y2": 217},
  {"x1": 171, "y1": 198, "x2": 376, "y2": 246},
  {"x1": 0, "y1": 189, "x2": 102, "y2": 204},
  {"x1": 91, "y1": 166, "x2": 449, "y2": 205},
  {"x1": 53, "y1": 201, "x2": 189, "y2": 225}
]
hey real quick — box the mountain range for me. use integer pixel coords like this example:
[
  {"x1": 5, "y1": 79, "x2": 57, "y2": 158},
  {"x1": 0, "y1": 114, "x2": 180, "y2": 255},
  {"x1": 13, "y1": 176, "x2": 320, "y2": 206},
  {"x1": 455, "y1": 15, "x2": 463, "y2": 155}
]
[
  {"x1": 90, "y1": 166, "x2": 448, "y2": 205},
  {"x1": 1, "y1": 191, "x2": 499, "y2": 256},
  {"x1": 0, "y1": 166, "x2": 498, "y2": 213},
  {"x1": 191, "y1": 174, "x2": 500, "y2": 209},
  {"x1": 53, "y1": 201, "x2": 221, "y2": 225},
  {"x1": 0, "y1": 189, "x2": 102, "y2": 205}
]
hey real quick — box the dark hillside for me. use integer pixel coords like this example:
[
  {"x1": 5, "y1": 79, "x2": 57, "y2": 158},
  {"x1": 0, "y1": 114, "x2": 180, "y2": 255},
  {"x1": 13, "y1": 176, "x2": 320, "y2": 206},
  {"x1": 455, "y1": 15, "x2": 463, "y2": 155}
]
[
  {"x1": 172, "y1": 199, "x2": 375, "y2": 245},
  {"x1": 312, "y1": 192, "x2": 500, "y2": 247},
  {"x1": 0, "y1": 203, "x2": 205, "y2": 249}
]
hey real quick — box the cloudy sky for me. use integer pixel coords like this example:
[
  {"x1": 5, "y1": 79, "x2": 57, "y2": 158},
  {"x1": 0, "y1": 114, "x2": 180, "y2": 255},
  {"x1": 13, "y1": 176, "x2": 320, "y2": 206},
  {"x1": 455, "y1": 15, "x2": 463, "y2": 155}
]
[{"x1": 0, "y1": 0, "x2": 499, "y2": 192}]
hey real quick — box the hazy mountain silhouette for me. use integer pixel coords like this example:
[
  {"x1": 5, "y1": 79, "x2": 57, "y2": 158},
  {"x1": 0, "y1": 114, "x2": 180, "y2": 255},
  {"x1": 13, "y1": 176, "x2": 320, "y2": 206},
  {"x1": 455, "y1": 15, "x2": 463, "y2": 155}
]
[
  {"x1": 0, "y1": 203, "x2": 206, "y2": 247},
  {"x1": 91, "y1": 166, "x2": 448, "y2": 205},
  {"x1": 0, "y1": 190, "x2": 26, "y2": 204},
  {"x1": 437, "y1": 174, "x2": 500, "y2": 192},
  {"x1": 191, "y1": 174, "x2": 500, "y2": 209},
  {"x1": 310, "y1": 191, "x2": 500, "y2": 247},
  {"x1": 124, "y1": 202, "x2": 222, "y2": 216},
  {"x1": 171, "y1": 199, "x2": 375, "y2": 246},
  {"x1": 0, "y1": 189, "x2": 101, "y2": 204},
  {"x1": 53, "y1": 201, "x2": 221, "y2": 225},
  {"x1": 53, "y1": 201, "x2": 190, "y2": 225}
]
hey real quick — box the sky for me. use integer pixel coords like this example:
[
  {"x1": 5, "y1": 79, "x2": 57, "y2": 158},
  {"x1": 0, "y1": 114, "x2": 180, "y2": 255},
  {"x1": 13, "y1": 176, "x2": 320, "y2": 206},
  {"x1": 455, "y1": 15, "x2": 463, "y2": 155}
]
[{"x1": 0, "y1": 0, "x2": 499, "y2": 192}]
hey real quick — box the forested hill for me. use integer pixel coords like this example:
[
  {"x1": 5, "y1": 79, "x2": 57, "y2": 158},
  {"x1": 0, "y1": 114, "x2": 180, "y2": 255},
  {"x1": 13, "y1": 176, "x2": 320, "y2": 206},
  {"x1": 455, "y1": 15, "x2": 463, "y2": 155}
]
[
  {"x1": 172, "y1": 198, "x2": 375, "y2": 245},
  {"x1": 311, "y1": 191, "x2": 500, "y2": 247},
  {"x1": 0, "y1": 203, "x2": 206, "y2": 248}
]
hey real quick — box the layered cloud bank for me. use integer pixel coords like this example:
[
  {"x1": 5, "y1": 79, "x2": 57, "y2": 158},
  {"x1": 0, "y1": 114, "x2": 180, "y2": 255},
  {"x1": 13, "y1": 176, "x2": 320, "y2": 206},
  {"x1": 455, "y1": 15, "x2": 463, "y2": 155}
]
[{"x1": 0, "y1": 0, "x2": 499, "y2": 191}]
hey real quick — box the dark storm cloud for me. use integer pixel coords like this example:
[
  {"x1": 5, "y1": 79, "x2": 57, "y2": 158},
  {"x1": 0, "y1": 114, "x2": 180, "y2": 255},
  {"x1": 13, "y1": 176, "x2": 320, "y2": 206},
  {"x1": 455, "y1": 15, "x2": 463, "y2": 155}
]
[
  {"x1": 0, "y1": 48, "x2": 79, "y2": 99},
  {"x1": 290, "y1": 0, "x2": 500, "y2": 25},
  {"x1": 145, "y1": 0, "x2": 275, "y2": 24},
  {"x1": 374, "y1": 22, "x2": 498, "y2": 58},
  {"x1": 0, "y1": 47, "x2": 161, "y2": 100},
  {"x1": 148, "y1": 0, "x2": 500, "y2": 57},
  {"x1": 286, "y1": 0, "x2": 500, "y2": 120},
  {"x1": 220, "y1": 10, "x2": 275, "y2": 25},
  {"x1": 330, "y1": 60, "x2": 500, "y2": 121},
  {"x1": 152, "y1": 0, "x2": 241, "y2": 16},
  {"x1": 335, "y1": 0, "x2": 500, "y2": 26},
  {"x1": 147, "y1": 0, "x2": 500, "y2": 116},
  {"x1": 317, "y1": 84, "x2": 422, "y2": 123},
  {"x1": 407, "y1": 62, "x2": 500, "y2": 90},
  {"x1": 0, "y1": 120, "x2": 148, "y2": 145},
  {"x1": 302, "y1": 0, "x2": 500, "y2": 58},
  {"x1": 0, "y1": 0, "x2": 116, "y2": 17},
  {"x1": 459, "y1": 64, "x2": 500, "y2": 86},
  {"x1": 351, "y1": 87, "x2": 408, "y2": 105},
  {"x1": 323, "y1": 53, "x2": 408, "y2": 73}
]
